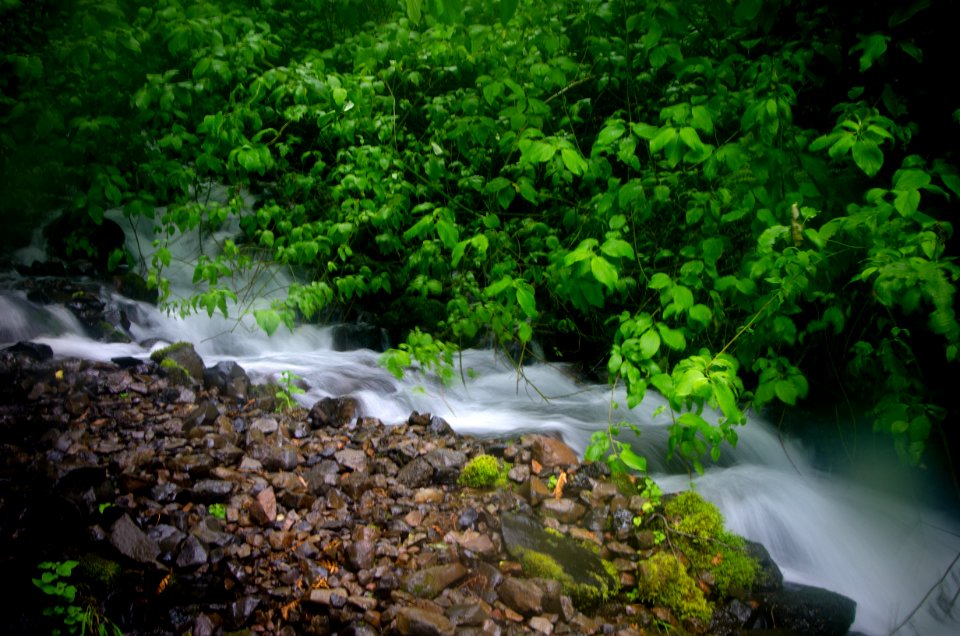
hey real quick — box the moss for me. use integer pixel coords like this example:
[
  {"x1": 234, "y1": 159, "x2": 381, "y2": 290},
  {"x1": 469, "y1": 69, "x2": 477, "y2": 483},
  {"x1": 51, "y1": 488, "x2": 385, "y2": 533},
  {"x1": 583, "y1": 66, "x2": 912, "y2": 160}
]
[
  {"x1": 662, "y1": 491, "x2": 758, "y2": 597},
  {"x1": 637, "y1": 552, "x2": 712, "y2": 624},
  {"x1": 458, "y1": 454, "x2": 508, "y2": 488},
  {"x1": 77, "y1": 553, "x2": 121, "y2": 589},
  {"x1": 514, "y1": 546, "x2": 619, "y2": 608},
  {"x1": 149, "y1": 340, "x2": 193, "y2": 363}
]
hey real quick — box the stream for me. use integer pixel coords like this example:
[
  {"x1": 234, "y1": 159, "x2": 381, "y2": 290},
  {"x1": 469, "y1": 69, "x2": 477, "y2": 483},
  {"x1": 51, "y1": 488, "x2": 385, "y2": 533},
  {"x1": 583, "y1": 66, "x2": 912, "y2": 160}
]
[{"x1": 2, "y1": 205, "x2": 959, "y2": 634}]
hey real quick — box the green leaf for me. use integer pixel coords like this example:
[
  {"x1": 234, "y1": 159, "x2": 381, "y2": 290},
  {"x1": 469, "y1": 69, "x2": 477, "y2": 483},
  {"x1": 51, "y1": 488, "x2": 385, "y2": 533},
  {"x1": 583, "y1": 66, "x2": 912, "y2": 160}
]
[
  {"x1": 774, "y1": 379, "x2": 798, "y2": 405},
  {"x1": 525, "y1": 140, "x2": 556, "y2": 163},
  {"x1": 561, "y1": 147, "x2": 588, "y2": 175},
  {"x1": 649, "y1": 272, "x2": 672, "y2": 289},
  {"x1": 515, "y1": 286, "x2": 537, "y2": 318},
  {"x1": 498, "y1": 0, "x2": 519, "y2": 23},
  {"x1": 894, "y1": 189, "x2": 920, "y2": 216},
  {"x1": 649, "y1": 127, "x2": 677, "y2": 153},
  {"x1": 485, "y1": 276, "x2": 513, "y2": 297},
  {"x1": 596, "y1": 122, "x2": 626, "y2": 147},
  {"x1": 712, "y1": 380, "x2": 740, "y2": 422},
  {"x1": 688, "y1": 304, "x2": 712, "y2": 325},
  {"x1": 854, "y1": 33, "x2": 890, "y2": 72},
  {"x1": 639, "y1": 329, "x2": 661, "y2": 359},
  {"x1": 601, "y1": 238, "x2": 635, "y2": 259},
  {"x1": 254, "y1": 309, "x2": 282, "y2": 336},
  {"x1": 691, "y1": 105, "x2": 714, "y2": 134},
  {"x1": 590, "y1": 256, "x2": 618, "y2": 290},
  {"x1": 405, "y1": 0, "x2": 423, "y2": 23},
  {"x1": 735, "y1": 0, "x2": 763, "y2": 23},
  {"x1": 619, "y1": 447, "x2": 647, "y2": 472},
  {"x1": 678, "y1": 126, "x2": 704, "y2": 151},
  {"x1": 894, "y1": 169, "x2": 931, "y2": 191},
  {"x1": 852, "y1": 139, "x2": 883, "y2": 176},
  {"x1": 657, "y1": 323, "x2": 687, "y2": 350}
]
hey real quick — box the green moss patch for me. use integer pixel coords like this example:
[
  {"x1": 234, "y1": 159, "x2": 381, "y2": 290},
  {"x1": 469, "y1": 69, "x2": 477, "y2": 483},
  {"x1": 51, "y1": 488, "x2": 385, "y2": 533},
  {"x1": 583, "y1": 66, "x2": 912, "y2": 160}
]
[{"x1": 458, "y1": 454, "x2": 508, "y2": 488}]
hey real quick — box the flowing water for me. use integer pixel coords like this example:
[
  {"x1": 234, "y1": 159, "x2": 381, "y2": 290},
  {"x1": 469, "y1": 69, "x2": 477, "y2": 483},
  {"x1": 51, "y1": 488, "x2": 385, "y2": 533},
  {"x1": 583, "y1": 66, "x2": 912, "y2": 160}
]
[{"x1": 2, "y1": 204, "x2": 958, "y2": 634}]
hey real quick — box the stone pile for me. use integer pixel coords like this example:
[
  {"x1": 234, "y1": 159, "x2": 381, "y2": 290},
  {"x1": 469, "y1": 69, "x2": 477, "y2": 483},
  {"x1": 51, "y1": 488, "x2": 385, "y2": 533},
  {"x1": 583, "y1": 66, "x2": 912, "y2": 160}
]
[{"x1": 0, "y1": 341, "x2": 856, "y2": 635}]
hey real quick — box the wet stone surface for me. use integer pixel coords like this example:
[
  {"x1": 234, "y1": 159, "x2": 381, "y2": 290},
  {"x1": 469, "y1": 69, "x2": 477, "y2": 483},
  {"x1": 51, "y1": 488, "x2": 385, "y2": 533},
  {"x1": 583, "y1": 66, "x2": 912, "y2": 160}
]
[{"x1": 0, "y1": 343, "x2": 856, "y2": 635}]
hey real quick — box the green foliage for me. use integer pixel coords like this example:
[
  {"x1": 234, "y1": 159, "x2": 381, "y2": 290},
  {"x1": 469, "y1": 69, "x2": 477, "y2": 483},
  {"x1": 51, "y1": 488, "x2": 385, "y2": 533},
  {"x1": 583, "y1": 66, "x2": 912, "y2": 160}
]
[
  {"x1": 457, "y1": 454, "x2": 507, "y2": 488},
  {"x1": 6, "y1": 0, "x2": 957, "y2": 467},
  {"x1": 32, "y1": 561, "x2": 123, "y2": 636},
  {"x1": 208, "y1": 503, "x2": 227, "y2": 520},
  {"x1": 274, "y1": 370, "x2": 304, "y2": 412}
]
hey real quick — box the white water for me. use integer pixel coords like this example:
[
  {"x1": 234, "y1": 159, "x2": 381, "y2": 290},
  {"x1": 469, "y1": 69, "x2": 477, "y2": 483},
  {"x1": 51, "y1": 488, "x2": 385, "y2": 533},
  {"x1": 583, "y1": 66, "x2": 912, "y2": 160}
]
[{"x1": 2, "y1": 202, "x2": 958, "y2": 634}]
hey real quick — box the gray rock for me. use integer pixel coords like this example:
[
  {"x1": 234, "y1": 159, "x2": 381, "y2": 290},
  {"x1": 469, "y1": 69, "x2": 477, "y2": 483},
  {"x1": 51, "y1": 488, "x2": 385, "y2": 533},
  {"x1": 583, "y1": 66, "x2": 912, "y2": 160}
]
[
  {"x1": 110, "y1": 514, "x2": 160, "y2": 564},
  {"x1": 203, "y1": 361, "x2": 250, "y2": 400},
  {"x1": 403, "y1": 563, "x2": 468, "y2": 599},
  {"x1": 499, "y1": 577, "x2": 544, "y2": 615},
  {"x1": 397, "y1": 457, "x2": 434, "y2": 488},
  {"x1": 309, "y1": 396, "x2": 358, "y2": 428},
  {"x1": 193, "y1": 479, "x2": 234, "y2": 501},
  {"x1": 250, "y1": 416, "x2": 279, "y2": 435},
  {"x1": 396, "y1": 606, "x2": 455, "y2": 636},
  {"x1": 541, "y1": 498, "x2": 586, "y2": 523},
  {"x1": 335, "y1": 448, "x2": 369, "y2": 472},
  {"x1": 175, "y1": 534, "x2": 209, "y2": 568},
  {"x1": 347, "y1": 539, "x2": 376, "y2": 570}
]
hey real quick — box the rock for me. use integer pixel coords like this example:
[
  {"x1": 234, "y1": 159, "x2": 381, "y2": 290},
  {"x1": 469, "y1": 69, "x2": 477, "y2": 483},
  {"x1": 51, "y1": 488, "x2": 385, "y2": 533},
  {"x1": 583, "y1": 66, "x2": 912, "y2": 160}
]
[
  {"x1": 755, "y1": 582, "x2": 857, "y2": 636},
  {"x1": 396, "y1": 606, "x2": 455, "y2": 636},
  {"x1": 335, "y1": 448, "x2": 369, "y2": 472},
  {"x1": 183, "y1": 400, "x2": 219, "y2": 430},
  {"x1": 251, "y1": 487, "x2": 277, "y2": 525},
  {"x1": 397, "y1": 457, "x2": 434, "y2": 488},
  {"x1": 424, "y1": 448, "x2": 467, "y2": 483},
  {"x1": 109, "y1": 514, "x2": 161, "y2": 565},
  {"x1": 500, "y1": 512, "x2": 617, "y2": 607},
  {"x1": 347, "y1": 539, "x2": 376, "y2": 570},
  {"x1": 540, "y1": 498, "x2": 586, "y2": 523},
  {"x1": 175, "y1": 534, "x2": 209, "y2": 569},
  {"x1": 747, "y1": 539, "x2": 784, "y2": 592},
  {"x1": 447, "y1": 529, "x2": 497, "y2": 557},
  {"x1": 192, "y1": 479, "x2": 234, "y2": 501},
  {"x1": 309, "y1": 396, "x2": 358, "y2": 428},
  {"x1": 446, "y1": 603, "x2": 490, "y2": 627},
  {"x1": 203, "y1": 361, "x2": 250, "y2": 400},
  {"x1": 498, "y1": 577, "x2": 544, "y2": 615},
  {"x1": 403, "y1": 563, "x2": 468, "y2": 599},
  {"x1": 529, "y1": 615, "x2": 554, "y2": 634},
  {"x1": 529, "y1": 435, "x2": 579, "y2": 468},
  {"x1": 2, "y1": 341, "x2": 53, "y2": 361},
  {"x1": 150, "y1": 342, "x2": 205, "y2": 384},
  {"x1": 228, "y1": 595, "x2": 261, "y2": 628},
  {"x1": 250, "y1": 416, "x2": 279, "y2": 435}
]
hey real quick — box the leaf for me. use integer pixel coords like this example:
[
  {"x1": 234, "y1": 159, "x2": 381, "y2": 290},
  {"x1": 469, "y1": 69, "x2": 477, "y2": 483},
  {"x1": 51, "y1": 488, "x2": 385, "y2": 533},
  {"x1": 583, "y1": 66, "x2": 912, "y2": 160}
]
[
  {"x1": 484, "y1": 276, "x2": 513, "y2": 297},
  {"x1": 591, "y1": 256, "x2": 619, "y2": 290},
  {"x1": 561, "y1": 147, "x2": 588, "y2": 175},
  {"x1": 712, "y1": 380, "x2": 740, "y2": 422},
  {"x1": 639, "y1": 329, "x2": 661, "y2": 359},
  {"x1": 436, "y1": 219, "x2": 459, "y2": 248},
  {"x1": 688, "y1": 304, "x2": 712, "y2": 325},
  {"x1": 894, "y1": 169, "x2": 931, "y2": 191},
  {"x1": 657, "y1": 323, "x2": 687, "y2": 350},
  {"x1": 601, "y1": 238, "x2": 635, "y2": 259},
  {"x1": 679, "y1": 126, "x2": 704, "y2": 151},
  {"x1": 735, "y1": 0, "x2": 763, "y2": 23},
  {"x1": 852, "y1": 139, "x2": 883, "y2": 176},
  {"x1": 405, "y1": 0, "x2": 423, "y2": 24},
  {"x1": 691, "y1": 105, "x2": 714, "y2": 134},
  {"x1": 649, "y1": 126, "x2": 677, "y2": 153},
  {"x1": 254, "y1": 309, "x2": 282, "y2": 336},
  {"x1": 596, "y1": 122, "x2": 626, "y2": 147},
  {"x1": 853, "y1": 33, "x2": 890, "y2": 72},
  {"x1": 499, "y1": 0, "x2": 519, "y2": 24},
  {"x1": 649, "y1": 272, "x2": 672, "y2": 289},
  {"x1": 515, "y1": 286, "x2": 537, "y2": 318},
  {"x1": 774, "y1": 379, "x2": 798, "y2": 405},
  {"x1": 619, "y1": 447, "x2": 647, "y2": 472},
  {"x1": 894, "y1": 189, "x2": 920, "y2": 216},
  {"x1": 525, "y1": 140, "x2": 556, "y2": 163}
]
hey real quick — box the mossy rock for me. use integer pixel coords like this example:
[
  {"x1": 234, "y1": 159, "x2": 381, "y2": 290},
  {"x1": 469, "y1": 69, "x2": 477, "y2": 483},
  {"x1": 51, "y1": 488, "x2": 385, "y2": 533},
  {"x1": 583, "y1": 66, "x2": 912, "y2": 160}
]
[
  {"x1": 637, "y1": 551, "x2": 712, "y2": 626},
  {"x1": 458, "y1": 454, "x2": 508, "y2": 488},
  {"x1": 150, "y1": 341, "x2": 204, "y2": 384},
  {"x1": 663, "y1": 491, "x2": 758, "y2": 597},
  {"x1": 500, "y1": 511, "x2": 619, "y2": 608}
]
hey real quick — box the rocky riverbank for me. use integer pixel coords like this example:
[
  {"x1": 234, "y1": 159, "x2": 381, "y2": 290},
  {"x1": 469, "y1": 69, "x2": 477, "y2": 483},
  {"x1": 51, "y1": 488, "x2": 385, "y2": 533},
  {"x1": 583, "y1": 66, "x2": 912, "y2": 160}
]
[{"x1": 0, "y1": 340, "x2": 857, "y2": 635}]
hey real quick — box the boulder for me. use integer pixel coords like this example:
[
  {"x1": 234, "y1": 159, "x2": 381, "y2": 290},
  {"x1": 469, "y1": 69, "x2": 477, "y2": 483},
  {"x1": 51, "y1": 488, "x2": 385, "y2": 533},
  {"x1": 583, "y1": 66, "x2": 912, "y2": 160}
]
[
  {"x1": 203, "y1": 361, "x2": 250, "y2": 400},
  {"x1": 754, "y1": 582, "x2": 856, "y2": 635},
  {"x1": 150, "y1": 342, "x2": 205, "y2": 385},
  {"x1": 529, "y1": 435, "x2": 579, "y2": 468},
  {"x1": 309, "y1": 396, "x2": 358, "y2": 428},
  {"x1": 500, "y1": 511, "x2": 617, "y2": 607}
]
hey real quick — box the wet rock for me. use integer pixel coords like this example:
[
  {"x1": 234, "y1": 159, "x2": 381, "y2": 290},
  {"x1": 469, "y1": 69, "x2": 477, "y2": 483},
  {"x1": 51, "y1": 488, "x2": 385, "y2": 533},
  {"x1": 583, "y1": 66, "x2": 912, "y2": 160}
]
[
  {"x1": 529, "y1": 435, "x2": 579, "y2": 468},
  {"x1": 183, "y1": 400, "x2": 220, "y2": 430},
  {"x1": 500, "y1": 512, "x2": 617, "y2": 607},
  {"x1": 747, "y1": 539, "x2": 784, "y2": 592},
  {"x1": 203, "y1": 361, "x2": 250, "y2": 400},
  {"x1": 250, "y1": 487, "x2": 277, "y2": 525},
  {"x1": 428, "y1": 416, "x2": 453, "y2": 436},
  {"x1": 250, "y1": 416, "x2": 279, "y2": 435},
  {"x1": 335, "y1": 448, "x2": 369, "y2": 472},
  {"x1": 3, "y1": 340, "x2": 54, "y2": 360},
  {"x1": 541, "y1": 498, "x2": 586, "y2": 523},
  {"x1": 424, "y1": 448, "x2": 467, "y2": 483},
  {"x1": 396, "y1": 606, "x2": 455, "y2": 636},
  {"x1": 176, "y1": 534, "x2": 209, "y2": 569},
  {"x1": 446, "y1": 603, "x2": 490, "y2": 627},
  {"x1": 309, "y1": 396, "x2": 358, "y2": 428},
  {"x1": 150, "y1": 341, "x2": 205, "y2": 384},
  {"x1": 192, "y1": 479, "x2": 234, "y2": 501},
  {"x1": 228, "y1": 595, "x2": 261, "y2": 628},
  {"x1": 529, "y1": 615, "x2": 554, "y2": 634},
  {"x1": 397, "y1": 457, "x2": 434, "y2": 488},
  {"x1": 756, "y1": 582, "x2": 856, "y2": 636},
  {"x1": 347, "y1": 539, "x2": 376, "y2": 571},
  {"x1": 403, "y1": 563, "x2": 468, "y2": 599},
  {"x1": 110, "y1": 514, "x2": 160, "y2": 564},
  {"x1": 499, "y1": 577, "x2": 544, "y2": 615}
]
